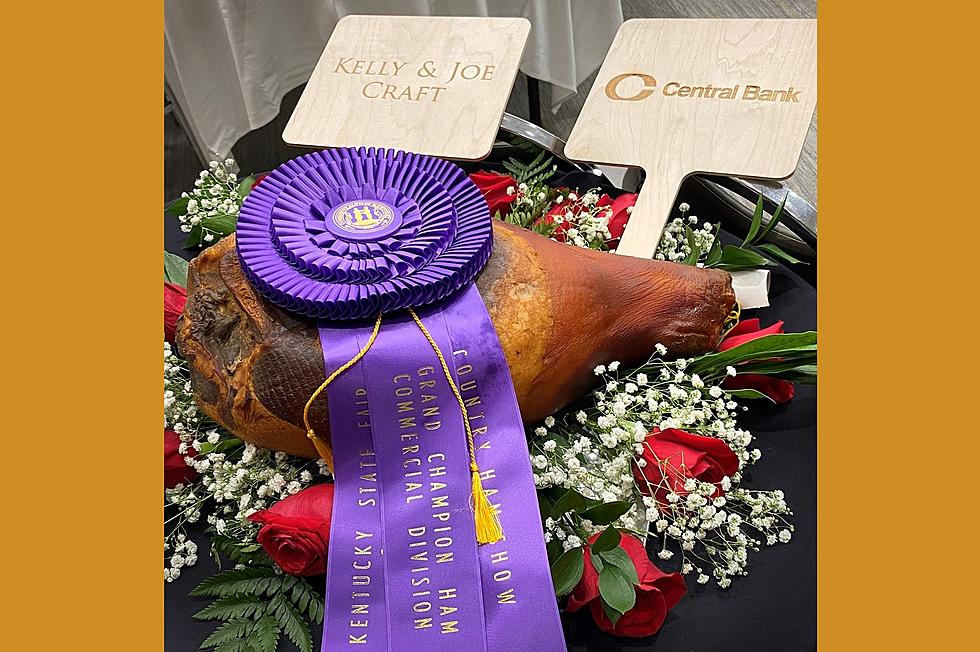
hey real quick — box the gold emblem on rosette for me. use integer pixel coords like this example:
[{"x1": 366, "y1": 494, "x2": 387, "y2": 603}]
[{"x1": 332, "y1": 200, "x2": 395, "y2": 233}]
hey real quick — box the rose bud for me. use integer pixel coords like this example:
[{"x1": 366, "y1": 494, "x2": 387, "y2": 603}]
[
  {"x1": 164, "y1": 428, "x2": 198, "y2": 488},
  {"x1": 248, "y1": 483, "x2": 335, "y2": 576},
  {"x1": 164, "y1": 282, "x2": 187, "y2": 343},
  {"x1": 718, "y1": 318, "x2": 796, "y2": 404},
  {"x1": 567, "y1": 531, "x2": 686, "y2": 638},
  {"x1": 633, "y1": 427, "x2": 739, "y2": 505},
  {"x1": 469, "y1": 171, "x2": 518, "y2": 218}
]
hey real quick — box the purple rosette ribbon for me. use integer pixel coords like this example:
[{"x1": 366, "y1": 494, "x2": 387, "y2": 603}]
[
  {"x1": 236, "y1": 148, "x2": 565, "y2": 651},
  {"x1": 237, "y1": 147, "x2": 492, "y2": 320}
]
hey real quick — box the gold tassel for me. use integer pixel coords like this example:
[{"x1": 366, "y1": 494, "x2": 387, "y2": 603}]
[
  {"x1": 306, "y1": 430, "x2": 335, "y2": 473},
  {"x1": 409, "y1": 307, "x2": 505, "y2": 545},
  {"x1": 471, "y1": 465, "x2": 504, "y2": 545},
  {"x1": 720, "y1": 301, "x2": 742, "y2": 339}
]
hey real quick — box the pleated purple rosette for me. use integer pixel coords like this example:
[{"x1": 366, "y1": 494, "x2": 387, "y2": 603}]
[{"x1": 236, "y1": 147, "x2": 493, "y2": 320}]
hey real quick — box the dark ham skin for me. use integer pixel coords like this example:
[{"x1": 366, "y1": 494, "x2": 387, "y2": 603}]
[{"x1": 176, "y1": 221, "x2": 736, "y2": 458}]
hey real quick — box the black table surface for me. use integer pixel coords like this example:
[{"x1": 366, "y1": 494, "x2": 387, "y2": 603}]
[{"x1": 164, "y1": 208, "x2": 816, "y2": 652}]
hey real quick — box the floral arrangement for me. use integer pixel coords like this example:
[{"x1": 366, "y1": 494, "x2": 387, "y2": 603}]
[{"x1": 164, "y1": 147, "x2": 815, "y2": 650}]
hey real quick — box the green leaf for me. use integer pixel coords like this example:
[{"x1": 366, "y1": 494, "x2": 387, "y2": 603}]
[
  {"x1": 737, "y1": 360, "x2": 817, "y2": 377},
  {"x1": 184, "y1": 224, "x2": 204, "y2": 249},
  {"x1": 682, "y1": 226, "x2": 700, "y2": 265},
  {"x1": 756, "y1": 242, "x2": 806, "y2": 265},
  {"x1": 716, "y1": 244, "x2": 773, "y2": 270},
  {"x1": 213, "y1": 638, "x2": 253, "y2": 652},
  {"x1": 237, "y1": 176, "x2": 255, "y2": 200},
  {"x1": 202, "y1": 213, "x2": 238, "y2": 235},
  {"x1": 501, "y1": 150, "x2": 556, "y2": 186},
  {"x1": 599, "y1": 547, "x2": 640, "y2": 586},
  {"x1": 167, "y1": 196, "x2": 190, "y2": 215},
  {"x1": 164, "y1": 251, "x2": 189, "y2": 287},
  {"x1": 590, "y1": 526, "x2": 621, "y2": 554},
  {"x1": 537, "y1": 489, "x2": 557, "y2": 521},
  {"x1": 190, "y1": 567, "x2": 278, "y2": 597},
  {"x1": 589, "y1": 549, "x2": 605, "y2": 574},
  {"x1": 201, "y1": 620, "x2": 254, "y2": 648},
  {"x1": 298, "y1": 580, "x2": 324, "y2": 624},
  {"x1": 197, "y1": 438, "x2": 245, "y2": 457},
  {"x1": 723, "y1": 388, "x2": 775, "y2": 402},
  {"x1": 550, "y1": 488, "x2": 597, "y2": 519},
  {"x1": 272, "y1": 594, "x2": 312, "y2": 652},
  {"x1": 704, "y1": 224, "x2": 723, "y2": 266},
  {"x1": 756, "y1": 194, "x2": 786, "y2": 242},
  {"x1": 601, "y1": 597, "x2": 624, "y2": 627},
  {"x1": 551, "y1": 546, "x2": 585, "y2": 596},
  {"x1": 193, "y1": 595, "x2": 265, "y2": 621},
  {"x1": 546, "y1": 538, "x2": 562, "y2": 565},
  {"x1": 599, "y1": 565, "x2": 636, "y2": 616},
  {"x1": 581, "y1": 501, "x2": 632, "y2": 526},
  {"x1": 687, "y1": 332, "x2": 817, "y2": 376},
  {"x1": 252, "y1": 616, "x2": 280, "y2": 652},
  {"x1": 744, "y1": 194, "x2": 765, "y2": 245}
]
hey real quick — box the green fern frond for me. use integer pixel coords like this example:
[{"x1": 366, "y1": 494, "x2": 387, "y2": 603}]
[
  {"x1": 190, "y1": 567, "x2": 278, "y2": 598},
  {"x1": 194, "y1": 595, "x2": 266, "y2": 621}
]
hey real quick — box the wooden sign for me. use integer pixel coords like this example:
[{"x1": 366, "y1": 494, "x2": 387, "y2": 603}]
[
  {"x1": 565, "y1": 19, "x2": 817, "y2": 258},
  {"x1": 283, "y1": 15, "x2": 530, "y2": 160}
]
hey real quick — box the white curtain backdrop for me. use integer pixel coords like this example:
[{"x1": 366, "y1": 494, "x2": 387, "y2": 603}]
[{"x1": 164, "y1": 0, "x2": 623, "y2": 160}]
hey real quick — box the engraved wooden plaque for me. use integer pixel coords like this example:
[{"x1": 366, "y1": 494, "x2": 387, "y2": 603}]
[
  {"x1": 565, "y1": 19, "x2": 817, "y2": 257},
  {"x1": 283, "y1": 15, "x2": 530, "y2": 160}
]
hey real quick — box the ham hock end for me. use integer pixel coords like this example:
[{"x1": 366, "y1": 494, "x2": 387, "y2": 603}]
[{"x1": 176, "y1": 222, "x2": 736, "y2": 458}]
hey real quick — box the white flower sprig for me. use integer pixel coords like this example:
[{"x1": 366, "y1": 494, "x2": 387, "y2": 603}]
[
  {"x1": 546, "y1": 189, "x2": 614, "y2": 250},
  {"x1": 163, "y1": 342, "x2": 330, "y2": 582},
  {"x1": 655, "y1": 203, "x2": 717, "y2": 263},
  {"x1": 176, "y1": 159, "x2": 244, "y2": 245},
  {"x1": 530, "y1": 346, "x2": 793, "y2": 588}
]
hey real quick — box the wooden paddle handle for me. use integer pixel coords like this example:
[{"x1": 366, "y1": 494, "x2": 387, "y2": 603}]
[{"x1": 615, "y1": 171, "x2": 683, "y2": 258}]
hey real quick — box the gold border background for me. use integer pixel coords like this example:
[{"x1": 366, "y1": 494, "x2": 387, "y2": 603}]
[{"x1": 2, "y1": 1, "x2": 976, "y2": 649}]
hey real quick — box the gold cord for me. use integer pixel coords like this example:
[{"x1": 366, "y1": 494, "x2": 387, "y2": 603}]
[
  {"x1": 303, "y1": 308, "x2": 504, "y2": 545},
  {"x1": 720, "y1": 301, "x2": 742, "y2": 339},
  {"x1": 406, "y1": 307, "x2": 504, "y2": 544},
  {"x1": 303, "y1": 313, "x2": 384, "y2": 472}
]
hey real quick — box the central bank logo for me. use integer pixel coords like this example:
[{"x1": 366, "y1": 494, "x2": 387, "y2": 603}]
[
  {"x1": 332, "y1": 200, "x2": 395, "y2": 233},
  {"x1": 604, "y1": 71, "x2": 802, "y2": 103},
  {"x1": 604, "y1": 72, "x2": 658, "y2": 101}
]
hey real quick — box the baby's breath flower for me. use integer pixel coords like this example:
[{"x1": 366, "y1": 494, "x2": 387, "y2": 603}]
[
  {"x1": 171, "y1": 160, "x2": 245, "y2": 248},
  {"x1": 164, "y1": 343, "x2": 329, "y2": 582},
  {"x1": 529, "y1": 344, "x2": 794, "y2": 589}
]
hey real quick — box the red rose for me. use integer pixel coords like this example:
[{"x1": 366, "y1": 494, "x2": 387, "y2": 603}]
[
  {"x1": 164, "y1": 282, "x2": 187, "y2": 343},
  {"x1": 164, "y1": 428, "x2": 198, "y2": 488},
  {"x1": 468, "y1": 171, "x2": 517, "y2": 218},
  {"x1": 605, "y1": 193, "x2": 637, "y2": 246},
  {"x1": 250, "y1": 174, "x2": 267, "y2": 190},
  {"x1": 567, "y1": 531, "x2": 686, "y2": 637},
  {"x1": 539, "y1": 192, "x2": 637, "y2": 247},
  {"x1": 719, "y1": 318, "x2": 795, "y2": 404},
  {"x1": 248, "y1": 483, "x2": 335, "y2": 576},
  {"x1": 633, "y1": 427, "x2": 739, "y2": 504}
]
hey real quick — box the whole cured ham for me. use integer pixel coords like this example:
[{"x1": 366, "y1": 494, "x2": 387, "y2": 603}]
[{"x1": 176, "y1": 221, "x2": 735, "y2": 457}]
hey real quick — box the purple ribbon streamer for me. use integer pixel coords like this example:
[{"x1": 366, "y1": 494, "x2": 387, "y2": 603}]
[{"x1": 319, "y1": 285, "x2": 565, "y2": 651}]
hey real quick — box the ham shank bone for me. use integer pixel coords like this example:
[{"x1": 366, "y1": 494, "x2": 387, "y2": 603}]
[{"x1": 176, "y1": 221, "x2": 736, "y2": 458}]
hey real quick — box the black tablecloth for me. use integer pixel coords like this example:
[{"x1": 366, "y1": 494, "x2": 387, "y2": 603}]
[{"x1": 164, "y1": 201, "x2": 816, "y2": 652}]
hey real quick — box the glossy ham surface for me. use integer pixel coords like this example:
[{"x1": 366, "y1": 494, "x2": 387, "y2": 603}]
[{"x1": 176, "y1": 221, "x2": 736, "y2": 457}]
